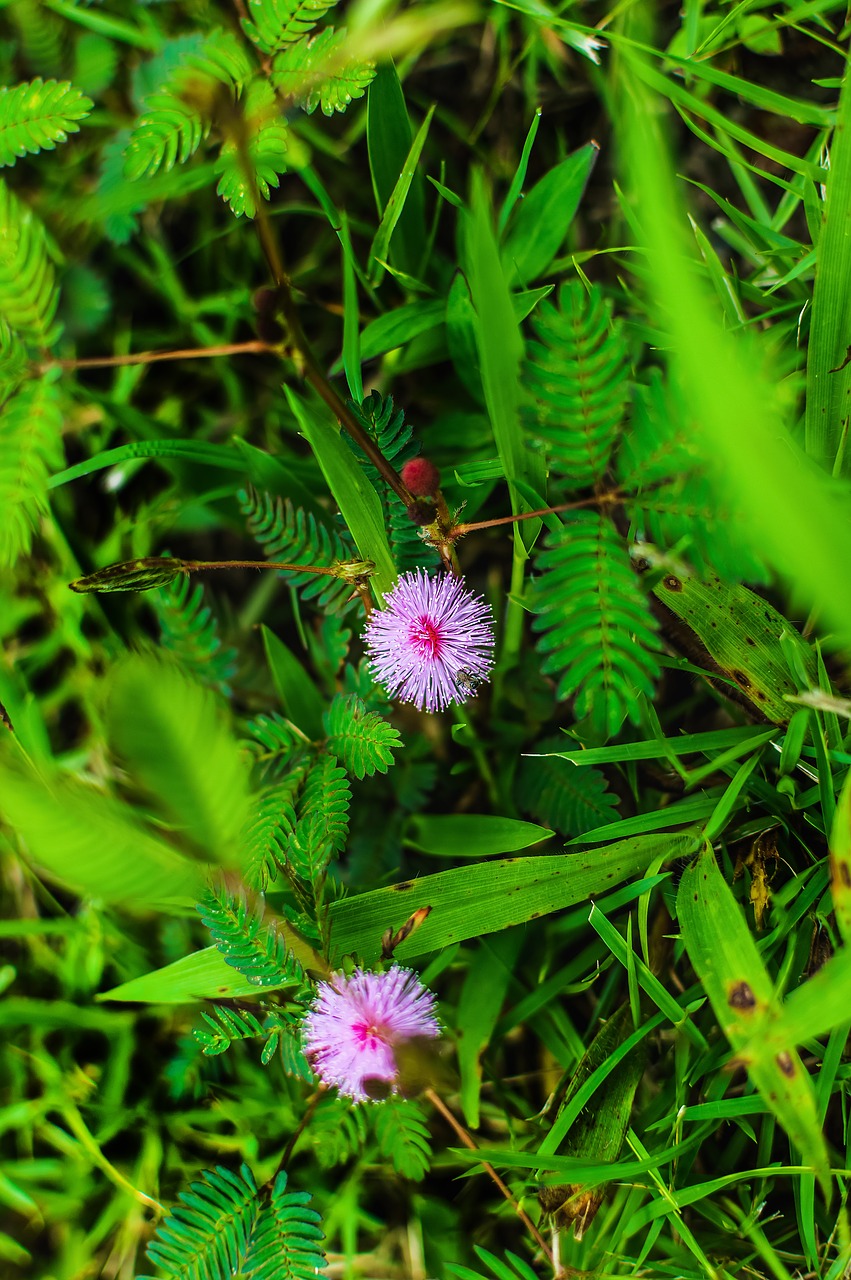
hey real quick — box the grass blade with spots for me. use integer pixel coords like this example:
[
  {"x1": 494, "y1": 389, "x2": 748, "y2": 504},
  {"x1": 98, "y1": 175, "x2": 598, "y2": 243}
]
[{"x1": 677, "y1": 842, "x2": 831, "y2": 1199}]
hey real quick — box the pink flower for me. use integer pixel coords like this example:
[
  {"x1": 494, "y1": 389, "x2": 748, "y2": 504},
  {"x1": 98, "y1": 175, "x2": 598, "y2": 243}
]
[
  {"x1": 365, "y1": 569, "x2": 495, "y2": 712},
  {"x1": 303, "y1": 966, "x2": 440, "y2": 1102}
]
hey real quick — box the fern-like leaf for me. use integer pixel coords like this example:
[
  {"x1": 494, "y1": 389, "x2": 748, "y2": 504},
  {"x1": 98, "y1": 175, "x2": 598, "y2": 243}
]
[
  {"x1": 301, "y1": 1094, "x2": 368, "y2": 1168},
  {"x1": 270, "y1": 28, "x2": 375, "y2": 117},
  {"x1": 125, "y1": 30, "x2": 253, "y2": 180},
  {"x1": 524, "y1": 281, "x2": 630, "y2": 491},
  {"x1": 197, "y1": 884, "x2": 304, "y2": 989},
  {"x1": 241, "y1": 781, "x2": 299, "y2": 891},
  {"x1": 145, "y1": 1162, "x2": 260, "y2": 1280},
  {"x1": 241, "y1": 1170, "x2": 325, "y2": 1280},
  {"x1": 240, "y1": 487, "x2": 356, "y2": 612},
  {"x1": 531, "y1": 513, "x2": 661, "y2": 740},
  {"x1": 373, "y1": 1097, "x2": 432, "y2": 1181},
  {"x1": 152, "y1": 574, "x2": 239, "y2": 695},
  {"x1": 618, "y1": 370, "x2": 768, "y2": 581},
  {"x1": 264, "y1": 1016, "x2": 313, "y2": 1079},
  {"x1": 215, "y1": 78, "x2": 288, "y2": 218},
  {"x1": 323, "y1": 694, "x2": 402, "y2": 780},
  {"x1": 0, "y1": 79, "x2": 92, "y2": 168},
  {"x1": 516, "y1": 736, "x2": 619, "y2": 837},
  {"x1": 194, "y1": 1005, "x2": 267, "y2": 1057},
  {"x1": 347, "y1": 391, "x2": 428, "y2": 572},
  {"x1": 286, "y1": 754, "x2": 351, "y2": 877},
  {"x1": 242, "y1": 0, "x2": 337, "y2": 54},
  {"x1": 0, "y1": 178, "x2": 61, "y2": 346},
  {"x1": 0, "y1": 376, "x2": 63, "y2": 566}
]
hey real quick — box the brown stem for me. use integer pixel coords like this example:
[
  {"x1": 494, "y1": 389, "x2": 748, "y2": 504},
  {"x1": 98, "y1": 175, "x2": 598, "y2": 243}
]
[
  {"x1": 450, "y1": 492, "x2": 623, "y2": 538},
  {"x1": 251, "y1": 192, "x2": 415, "y2": 509},
  {"x1": 45, "y1": 340, "x2": 276, "y2": 373},
  {"x1": 424, "y1": 1087, "x2": 555, "y2": 1265}
]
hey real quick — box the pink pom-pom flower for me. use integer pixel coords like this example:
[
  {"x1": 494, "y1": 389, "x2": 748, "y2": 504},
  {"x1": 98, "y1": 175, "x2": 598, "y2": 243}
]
[
  {"x1": 365, "y1": 569, "x2": 495, "y2": 712},
  {"x1": 303, "y1": 966, "x2": 440, "y2": 1102}
]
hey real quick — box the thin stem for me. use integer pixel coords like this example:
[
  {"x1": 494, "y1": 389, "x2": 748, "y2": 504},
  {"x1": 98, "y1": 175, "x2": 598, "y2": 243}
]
[
  {"x1": 450, "y1": 492, "x2": 622, "y2": 538},
  {"x1": 424, "y1": 1087, "x2": 554, "y2": 1265},
  {"x1": 45, "y1": 340, "x2": 275, "y2": 372},
  {"x1": 251, "y1": 194, "x2": 415, "y2": 508}
]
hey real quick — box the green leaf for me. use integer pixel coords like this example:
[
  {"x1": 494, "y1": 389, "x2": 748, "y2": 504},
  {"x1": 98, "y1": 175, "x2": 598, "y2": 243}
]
[
  {"x1": 241, "y1": 1170, "x2": 325, "y2": 1280},
  {"x1": 462, "y1": 173, "x2": 547, "y2": 551},
  {"x1": 368, "y1": 103, "x2": 434, "y2": 286},
  {"x1": 367, "y1": 63, "x2": 427, "y2": 280},
  {"x1": 830, "y1": 767, "x2": 851, "y2": 945},
  {"x1": 0, "y1": 178, "x2": 61, "y2": 345},
  {"x1": 516, "y1": 739, "x2": 619, "y2": 838},
  {"x1": 524, "y1": 280, "x2": 630, "y2": 490},
  {"x1": 323, "y1": 694, "x2": 402, "y2": 779},
  {"x1": 146, "y1": 1162, "x2": 259, "y2": 1278},
  {"x1": 532, "y1": 513, "x2": 661, "y2": 740},
  {"x1": 0, "y1": 78, "x2": 92, "y2": 168},
  {"x1": 502, "y1": 142, "x2": 598, "y2": 285},
  {"x1": 806, "y1": 64, "x2": 851, "y2": 474},
  {"x1": 99, "y1": 938, "x2": 321, "y2": 1004},
  {"x1": 270, "y1": 28, "x2": 375, "y2": 117},
  {"x1": 242, "y1": 0, "x2": 336, "y2": 54},
  {"x1": 215, "y1": 78, "x2": 288, "y2": 218},
  {"x1": 328, "y1": 831, "x2": 700, "y2": 962},
  {"x1": 285, "y1": 385, "x2": 396, "y2": 599},
  {"x1": 105, "y1": 654, "x2": 252, "y2": 863},
  {"x1": 373, "y1": 1098, "x2": 432, "y2": 1181},
  {"x1": 648, "y1": 557, "x2": 816, "y2": 725},
  {"x1": 197, "y1": 884, "x2": 305, "y2": 990},
  {"x1": 262, "y1": 625, "x2": 326, "y2": 740},
  {"x1": 0, "y1": 749, "x2": 202, "y2": 910},
  {"x1": 457, "y1": 931, "x2": 524, "y2": 1128},
  {"x1": 405, "y1": 814, "x2": 553, "y2": 858},
  {"x1": 0, "y1": 375, "x2": 63, "y2": 567},
  {"x1": 677, "y1": 843, "x2": 831, "y2": 1199}
]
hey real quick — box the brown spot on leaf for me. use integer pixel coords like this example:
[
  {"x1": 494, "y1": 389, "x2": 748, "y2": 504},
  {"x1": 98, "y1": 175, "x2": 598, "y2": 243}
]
[
  {"x1": 776, "y1": 1051, "x2": 795, "y2": 1078},
  {"x1": 728, "y1": 981, "x2": 757, "y2": 1011},
  {"x1": 663, "y1": 575, "x2": 682, "y2": 592},
  {"x1": 831, "y1": 855, "x2": 851, "y2": 888},
  {"x1": 731, "y1": 669, "x2": 751, "y2": 688}
]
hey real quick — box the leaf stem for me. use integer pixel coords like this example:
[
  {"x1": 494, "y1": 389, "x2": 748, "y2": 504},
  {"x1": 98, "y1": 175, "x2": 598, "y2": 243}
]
[
  {"x1": 424, "y1": 1087, "x2": 555, "y2": 1265},
  {"x1": 45, "y1": 340, "x2": 276, "y2": 372},
  {"x1": 450, "y1": 491, "x2": 622, "y2": 538}
]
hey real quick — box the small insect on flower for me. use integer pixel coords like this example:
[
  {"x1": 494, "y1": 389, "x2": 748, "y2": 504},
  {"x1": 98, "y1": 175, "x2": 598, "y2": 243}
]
[
  {"x1": 303, "y1": 965, "x2": 441, "y2": 1103},
  {"x1": 365, "y1": 569, "x2": 495, "y2": 712}
]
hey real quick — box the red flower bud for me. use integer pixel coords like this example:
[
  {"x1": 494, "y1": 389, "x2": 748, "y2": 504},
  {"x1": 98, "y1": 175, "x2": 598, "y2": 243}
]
[{"x1": 401, "y1": 457, "x2": 441, "y2": 497}]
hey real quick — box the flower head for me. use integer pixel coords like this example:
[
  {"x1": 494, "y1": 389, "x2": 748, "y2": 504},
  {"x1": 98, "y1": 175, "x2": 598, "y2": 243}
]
[
  {"x1": 365, "y1": 569, "x2": 495, "y2": 712},
  {"x1": 303, "y1": 965, "x2": 440, "y2": 1102}
]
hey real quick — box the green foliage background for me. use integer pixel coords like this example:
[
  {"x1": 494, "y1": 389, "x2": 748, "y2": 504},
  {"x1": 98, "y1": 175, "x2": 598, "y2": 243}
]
[{"x1": 2, "y1": 0, "x2": 851, "y2": 1276}]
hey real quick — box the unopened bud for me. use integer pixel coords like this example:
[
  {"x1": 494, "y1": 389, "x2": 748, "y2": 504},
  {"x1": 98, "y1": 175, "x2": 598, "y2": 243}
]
[{"x1": 401, "y1": 457, "x2": 441, "y2": 497}]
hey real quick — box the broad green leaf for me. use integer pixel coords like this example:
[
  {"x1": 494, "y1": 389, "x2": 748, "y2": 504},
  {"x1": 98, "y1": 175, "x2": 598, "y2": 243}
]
[
  {"x1": 457, "y1": 931, "x2": 524, "y2": 1128},
  {"x1": 405, "y1": 814, "x2": 553, "y2": 857},
  {"x1": 677, "y1": 843, "x2": 831, "y2": 1198},
  {"x1": 328, "y1": 831, "x2": 699, "y2": 962},
  {"x1": 462, "y1": 173, "x2": 547, "y2": 553},
  {"x1": 649, "y1": 559, "x2": 817, "y2": 725},
  {"x1": 262, "y1": 625, "x2": 325, "y2": 740},
  {"x1": 502, "y1": 142, "x2": 598, "y2": 285},
  {"x1": 1, "y1": 748, "x2": 202, "y2": 909},
  {"x1": 285, "y1": 385, "x2": 396, "y2": 600},
  {"x1": 106, "y1": 655, "x2": 252, "y2": 864},
  {"x1": 368, "y1": 104, "x2": 435, "y2": 286},
  {"x1": 617, "y1": 33, "x2": 851, "y2": 649},
  {"x1": 98, "y1": 946, "x2": 267, "y2": 1002},
  {"x1": 367, "y1": 63, "x2": 427, "y2": 279},
  {"x1": 830, "y1": 767, "x2": 851, "y2": 944},
  {"x1": 806, "y1": 64, "x2": 851, "y2": 475}
]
